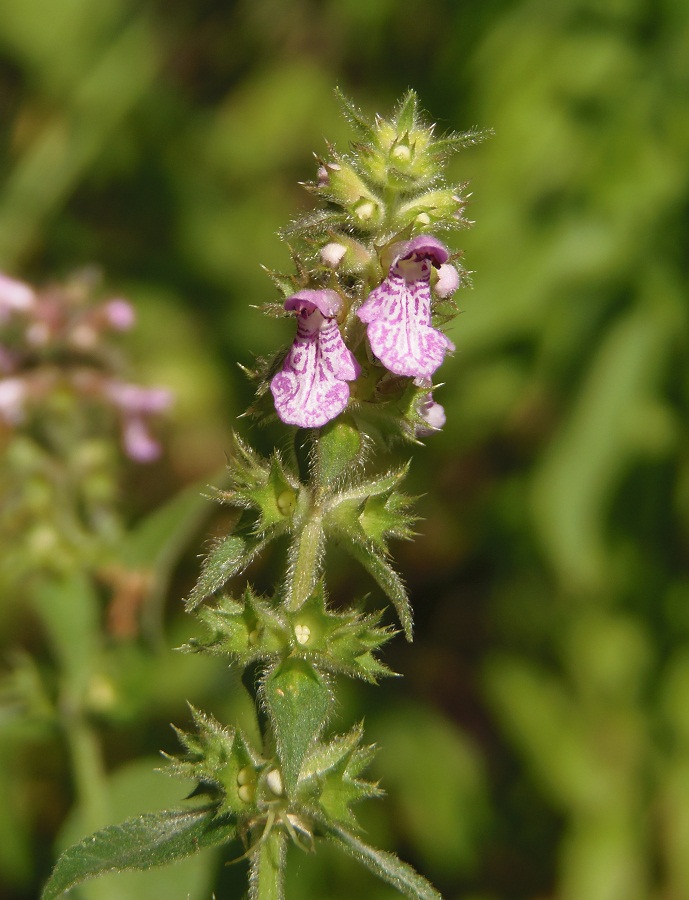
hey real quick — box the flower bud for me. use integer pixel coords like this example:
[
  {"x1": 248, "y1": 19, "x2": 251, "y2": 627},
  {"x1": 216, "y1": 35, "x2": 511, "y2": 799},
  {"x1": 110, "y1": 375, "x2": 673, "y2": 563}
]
[
  {"x1": 320, "y1": 242, "x2": 347, "y2": 269},
  {"x1": 435, "y1": 263, "x2": 460, "y2": 298}
]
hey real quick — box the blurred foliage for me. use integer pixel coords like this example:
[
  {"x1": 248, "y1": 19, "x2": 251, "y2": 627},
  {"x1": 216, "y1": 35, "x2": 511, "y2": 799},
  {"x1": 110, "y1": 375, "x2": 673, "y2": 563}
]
[{"x1": 1, "y1": 0, "x2": 689, "y2": 898}]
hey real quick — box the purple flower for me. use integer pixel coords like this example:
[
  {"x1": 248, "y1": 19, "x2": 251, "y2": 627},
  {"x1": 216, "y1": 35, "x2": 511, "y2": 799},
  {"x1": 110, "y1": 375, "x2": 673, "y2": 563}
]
[
  {"x1": 357, "y1": 235, "x2": 454, "y2": 378},
  {"x1": 122, "y1": 417, "x2": 163, "y2": 463},
  {"x1": 270, "y1": 289, "x2": 360, "y2": 428},
  {"x1": 102, "y1": 298, "x2": 136, "y2": 330},
  {"x1": 105, "y1": 380, "x2": 173, "y2": 462}
]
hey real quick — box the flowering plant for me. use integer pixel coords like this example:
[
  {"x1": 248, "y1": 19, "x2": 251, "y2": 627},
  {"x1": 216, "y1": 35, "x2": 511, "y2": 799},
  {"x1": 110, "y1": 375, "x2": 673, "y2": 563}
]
[{"x1": 42, "y1": 90, "x2": 486, "y2": 900}]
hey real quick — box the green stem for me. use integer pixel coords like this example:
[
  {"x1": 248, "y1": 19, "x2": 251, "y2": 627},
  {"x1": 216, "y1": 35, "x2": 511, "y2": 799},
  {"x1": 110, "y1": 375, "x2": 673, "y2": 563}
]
[
  {"x1": 64, "y1": 717, "x2": 121, "y2": 900},
  {"x1": 65, "y1": 715, "x2": 110, "y2": 834},
  {"x1": 250, "y1": 830, "x2": 286, "y2": 900},
  {"x1": 286, "y1": 512, "x2": 323, "y2": 612},
  {"x1": 33, "y1": 575, "x2": 119, "y2": 900}
]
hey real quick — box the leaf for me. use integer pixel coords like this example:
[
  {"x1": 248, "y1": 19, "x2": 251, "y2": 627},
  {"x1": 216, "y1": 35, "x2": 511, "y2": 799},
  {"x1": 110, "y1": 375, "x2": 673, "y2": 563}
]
[
  {"x1": 337, "y1": 533, "x2": 413, "y2": 641},
  {"x1": 186, "y1": 532, "x2": 267, "y2": 610},
  {"x1": 42, "y1": 808, "x2": 236, "y2": 900},
  {"x1": 31, "y1": 574, "x2": 101, "y2": 696},
  {"x1": 325, "y1": 463, "x2": 410, "y2": 507},
  {"x1": 119, "y1": 475, "x2": 222, "y2": 637},
  {"x1": 263, "y1": 659, "x2": 332, "y2": 796},
  {"x1": 321, "y1": 819, "x2": 442, "y2": 900},
  {"x1": 530, "y1": 306, "x2": 673, "y2": 593},
  {"x1": 120, "y1": 476, "x2": 220, "y2": 572}
]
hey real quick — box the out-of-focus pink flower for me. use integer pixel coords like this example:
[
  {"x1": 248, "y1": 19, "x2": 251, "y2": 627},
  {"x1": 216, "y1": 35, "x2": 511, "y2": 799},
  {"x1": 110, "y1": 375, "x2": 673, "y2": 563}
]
[
  {"x1": 122, "y1": 417, "x2": 163, "y2": 462},
  {"x1": 105, "y1": 381, "x2": 173, "y2": 414},
  {"x1": 105, "y1": 381, "x2": 173, "y2": 461},
  {"x1": 0, "y1": 274, "x2": 35, "y2": 322},
  {"x1": 103, "y1": 299, "x2": 136, "y2": 330},
  {"x1": 0, "y1": 377, "x2": 26, "y2": 424}
]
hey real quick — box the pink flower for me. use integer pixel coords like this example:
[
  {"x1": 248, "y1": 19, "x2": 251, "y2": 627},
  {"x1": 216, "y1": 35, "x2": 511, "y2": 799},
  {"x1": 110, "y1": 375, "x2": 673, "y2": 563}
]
[
  {"x1": 357, "y1": 235, "x2": 454, "y2": 378},
  {"x1": 105, "y1": 381, "x2": 173, "y2": 414},
  {"x1": 122, "y1": 417, "x2": 163, "y2": 462},
  {"x1": 103, "y1": 298, "x2": 136, "y2": 330},
  {"x1": 0, "y1": 377, "x2": 26, "y2": 424},
  {"x1": 105, "y1": 380, "x2": 173, "y2": 462},
  {"x1": 270, "y1": 289, "x2": 360, "y2": 428},
  {"x1": 0, "y1": 274, "x2": 35, "y2": 323}
]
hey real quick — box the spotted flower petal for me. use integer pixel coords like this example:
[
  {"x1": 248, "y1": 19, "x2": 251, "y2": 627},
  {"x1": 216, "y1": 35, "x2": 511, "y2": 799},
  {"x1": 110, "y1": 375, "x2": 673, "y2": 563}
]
[
  {"x1": 357, "y1": 235, "x2": 454, "y2": 378},
  {"x1": 270, "y1": 289, "x2": 360, "y2": 428}
]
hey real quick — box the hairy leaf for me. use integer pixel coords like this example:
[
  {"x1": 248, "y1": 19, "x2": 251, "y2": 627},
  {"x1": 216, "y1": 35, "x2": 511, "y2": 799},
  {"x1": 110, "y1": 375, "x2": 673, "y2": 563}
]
[
  {"x1": 263, "y1": 659, "x2": 331, "y2": 796},
  {"x1": 322, "y1": 819, "x2": 442, "y2": 900},
  {"x1": 42, "y1": 808, "x2": 236, "y2": 900},
  {"x1": 338, "y1": 533, "x2": 413, "y2": 641},
  {"x1": 187, "y1": 532, "x2": 267, "y2": 609}
]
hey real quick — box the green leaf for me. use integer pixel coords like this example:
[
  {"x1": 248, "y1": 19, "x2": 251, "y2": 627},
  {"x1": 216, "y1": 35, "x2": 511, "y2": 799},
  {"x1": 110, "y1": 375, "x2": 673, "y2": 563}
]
[
  {"x1": 119, "y1": 475, "x2": 222, "y2": 638},
  {"x1": 42, "y1": 808, "x2": 236, "y2": 900},
  {"x1": 32, "y1": 573, "x2": 101, "y2": 696},
  {"x1": 120, "y1": 476, "x2": 219, "y2": 572},
  {"x1": 263, "y1": 659, "x2": 331, "y2": 796},
  {"x1": 338, "y1": 533, "x2": 413, "y2": 641},
  {"x1": 322, "y1": 819, "x2": 442, "y2": 900},
  {"x1": 330, "y1": 464, "x2": 410, "y2": 505},
  {"x1": 186, "y1": 532, "x2": 267, "y2": 610}
]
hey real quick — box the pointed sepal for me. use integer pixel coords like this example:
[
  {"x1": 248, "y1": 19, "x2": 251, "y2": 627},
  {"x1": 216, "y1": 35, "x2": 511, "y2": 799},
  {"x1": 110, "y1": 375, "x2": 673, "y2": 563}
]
[
  {"x1": 298, "y1": 723, "x2": 383, "y2": 827},
  {"x1": 165, "y1": 706, "x2": 261, "y2": 817},
  {"x1": 284, "y1": 583, "x2": 397, "y2": 682},
  {"x1": 183, "y1": 587, "x2": 288, "y2": 666},
  {"x1": 215, "y1": 434, "x2": 300, "y2": 538}
]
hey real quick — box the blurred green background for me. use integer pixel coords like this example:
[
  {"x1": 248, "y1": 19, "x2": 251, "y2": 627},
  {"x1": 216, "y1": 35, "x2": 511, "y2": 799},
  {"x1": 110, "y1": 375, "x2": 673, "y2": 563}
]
[{"x1": 1, "y1": 0, "x2": 689, "y2": 898}]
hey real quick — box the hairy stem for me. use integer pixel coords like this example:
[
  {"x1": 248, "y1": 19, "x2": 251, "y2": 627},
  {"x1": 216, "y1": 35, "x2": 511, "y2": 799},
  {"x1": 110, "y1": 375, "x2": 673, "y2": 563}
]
[
  {"x1": 285, "y1": 512, "x2": 323, "y2": 612},
  {"x1": 249, "y1": 829, "x2": 286, "y2": 900}
]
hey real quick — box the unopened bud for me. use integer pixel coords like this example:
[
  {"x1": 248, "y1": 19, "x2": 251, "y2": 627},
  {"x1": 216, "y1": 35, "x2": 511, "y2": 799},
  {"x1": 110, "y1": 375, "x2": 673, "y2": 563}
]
[
  {"x1": 435, "y1": 263, "x2": 460, "y2": 298},
  {"x1": 320, "y1": 242, "x2": 347, "y2": 269},
  {"x1": 354, "y1": 199, "x2": 377, "y2": 222}
]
